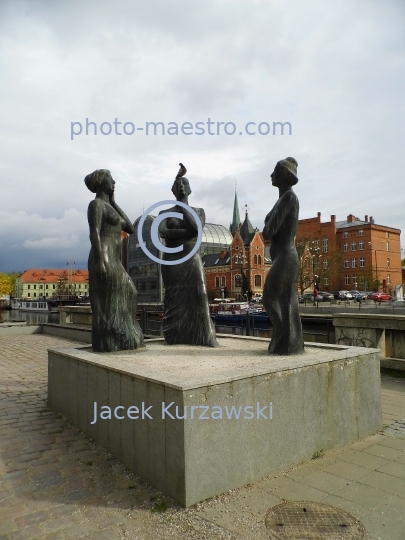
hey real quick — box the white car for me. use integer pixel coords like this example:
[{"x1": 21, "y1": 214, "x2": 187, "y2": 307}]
[{"x1": 339, "y1": 290, "x2": 353, "y2": 299}]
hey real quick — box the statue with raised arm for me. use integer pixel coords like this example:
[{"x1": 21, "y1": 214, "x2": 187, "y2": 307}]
[
  {"x1": 85, "y1": 169, "x2": 144, "y2": 352},
  {"x1": 262, "y1": 157, "x2": 304, "y2": 355},
  {"x1": 158, "y1": 164, "x2": 218, "y2": 347}
]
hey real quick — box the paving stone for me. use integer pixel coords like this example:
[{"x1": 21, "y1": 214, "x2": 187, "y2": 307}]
[
  {"x1": 376, "y1": 460, "x2": 405, "y2": 480},
  {"x1": 298, "y1": 469, "x2": 350, "y2": 493},
  {"x1": 1, "y1": 333, "x2": 404, "y2": 540},
  {"x1": 362, "y1": 443, "x2": 405, "y2": 460},
  {"x1": 332, "y1": 481, "x2": 390, "y2": 510},
  {"x1": 338, "y1": 449, "x2": 391, "y2": 470},
  {"x1": 361, "y1": 510, "x2": 405, "y2": 540},
  {"x1": 377, "y1": 436, "x2": 405, "y2": 450},
  {"x1": 272, "y1": 479, "x2": 328, "y2": 502},
  {"x1": 323, "y1": 461, "x2": 370, "y2": 481},
  {"x1": 357, "y1": 470, "x2": 405, "y2": 495}
]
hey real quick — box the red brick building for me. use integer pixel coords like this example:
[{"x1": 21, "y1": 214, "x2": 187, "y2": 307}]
[
  {"x1": 203, "y1": 211, "x2": 270, "y2": 300},
  {"x1": 297, "y1": 213, "x2": 401, "y2": 294}
]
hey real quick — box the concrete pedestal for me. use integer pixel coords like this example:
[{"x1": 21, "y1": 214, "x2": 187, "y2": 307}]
[{"x1": 48, "y1": 337, "x2": 381, "y2": 506}]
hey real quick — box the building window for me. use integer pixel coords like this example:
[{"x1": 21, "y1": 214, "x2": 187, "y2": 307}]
[
  {"x1": 343, "y1": 242, "x2": 348, "y2": 252},
  {"x1": 386, "y1": 232, "x2": 389, "y2": 238},
  {"x1": 343, "y1": 232, "x2": 348, "y2": 238},
  {"x1": 324, "y1": 277, "x2": 329, "y2": 286},
  {"x1": 358, "y1": 230, "x2": 364, "y2": 236},
  {"x1": 221, "y1": 276, "x2": 226, "y2": 287},
  {"x1": 322, "y1": 259, "x2": 328, "y2": 269},
  {"x1": 53, "y1": 284, "x2": 55, "y2": 289},
  {"x1": 387, "y1": 258, "x2": 390, "y2": 268},
  {"x1": 386, "y1": 242, "x2": 389, "y2": 251},
  {"x1": 353, "y1": 275, "x2": 357, "y2": 286},
  {"x1": 322, "y1": 238, "x2": 328, "y2": 253},
  {"x1": 360, "y1": 274, "x2": 365, "y2": 284},
  {"x1": 34, "y1": 285, "x2": 36, "y2": 289},
  {"x1": 344, "y1": 259, "x2": 349, "y2": 268},
  {"x1": 360, "y1": 257, "x2": 365, "y2": 267},
  {"x1": 254, "y1": 254, "x2": 258, "y2": 264},
  {"x1": 235, "y1": 274, "x2": 241, "y2": 287},
  {"x1": 345, "y1": 275, "x2": 350, "y2": 285},
  {"x1": 215, "y1": 277, "x2": 220, "y2": 288},
  {"x1": 351, "y1": 241, "x2": 356, "y2": 251},
  {"x1": 234, "y1": 255, "x2": 239, "y2": 265},
  {"x1": 352, "y1": 258, "x2": 357, "y2": 268},
  {"x1": 387, "y1": 274, "x2": 391, "y2": 284},
  {"x1": 254, "y1": 275, "x2": 262, "y2": 287},
  {"x1": 28, "y1": 284, "x2": 30, "y2": 289},
  {"x1": 27, "y1": 293, "x2": 30, "y2": 297},
  {"x1": 34, "y1": 292, "x2": 37, "y2": 297},
  {"x1": 258, "y1": 255, "x2": 262, "y2": 265},
  {"x1": 313, "y1": 239, "x2": 319, "y2": 249},
  {"x1": 359, "y1": 240, "x2": 364, "y2": 250}
]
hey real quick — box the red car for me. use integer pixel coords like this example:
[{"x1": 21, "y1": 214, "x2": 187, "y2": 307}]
[{"x1": 367, "y1": 292, "x2": 392, "y2": 302}]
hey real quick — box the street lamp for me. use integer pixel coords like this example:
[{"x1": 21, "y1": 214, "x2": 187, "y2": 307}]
[{"x1": 308, "y1": 241, "x2": 322, "y2": 306}]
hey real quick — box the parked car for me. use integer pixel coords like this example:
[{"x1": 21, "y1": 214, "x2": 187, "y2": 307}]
[
  {"x1": 303, "y1": 293, "x2": 315, "y2": 302},
  {"x1": 318, "y1": 291, "x2": 333, "y2": 301},
  {"x1": 349, "y1": 290, "x2": 367, "y2": 302},
  {"x1": 339, "y1": 290, "x2": 353, "y2": 300},
  {"x1": 367, "y1": 292, "x2": 392, "y2": 302}
]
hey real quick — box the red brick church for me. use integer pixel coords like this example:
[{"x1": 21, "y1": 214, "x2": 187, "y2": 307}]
[{"x1": 203, "y1": 191, "x2": 270, "y2": 300}]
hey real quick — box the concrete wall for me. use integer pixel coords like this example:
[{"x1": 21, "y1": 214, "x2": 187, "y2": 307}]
[
  {"x1": 333, "y1": 313, "x2": 405, "y2": 361},
  {"x1": 48, "y1": 339, "x2": 382, "y2": 506}
]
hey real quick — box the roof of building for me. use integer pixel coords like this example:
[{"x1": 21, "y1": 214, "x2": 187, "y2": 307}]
[
  {"x1": 202, "y1": 223, "x2": 233, "y2": 247},
  {"x1": 239, "y1": 212, "x2": 256, "y2": 245},
  {"x1": 20, "y1": 269, "x2": 88, "y2": 283},
  {"x1": 335, "y1": 219, "x2": 370, "y2": 229},
  {"x1": 229, "y1": 191, "x2": 241, "y2": 234},
  {"x1": 202, "y1": 252, "x2": 231, "y2": 267}
]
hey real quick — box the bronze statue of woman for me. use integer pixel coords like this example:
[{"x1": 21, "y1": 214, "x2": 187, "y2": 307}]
[
  {"x1": 262, "y1": 157, "x2": 304, "y2": 355},
  {"x1": 85, "y1": 169, "x2": 144, "y2": 352},
  {"x1": 158, "y1": 164, "x2": 218, "y2": 347}
]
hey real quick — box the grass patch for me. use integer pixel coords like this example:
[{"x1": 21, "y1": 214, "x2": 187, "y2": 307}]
[
  {"x1": 312, "y1": 449, "x2": 324, "y2": 460},
  {"x1": 151, "y1": 500, "x2": 168, "y2": 513}
]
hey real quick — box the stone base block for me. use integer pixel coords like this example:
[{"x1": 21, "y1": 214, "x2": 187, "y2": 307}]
[{"x1": 48, "y1": 337, "x2": 382, "y2": 507}]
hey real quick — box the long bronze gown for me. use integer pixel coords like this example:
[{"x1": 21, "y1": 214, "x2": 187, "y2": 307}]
[
  {"x1": 88, "y1": 200, "x2": 144, "y2": 352},
  {"x1": 159, "y1": 207, "x2": 218, "y2": 347},
  {"x1": 262, "y1": 190, "x2": 304, "y2": 355}
]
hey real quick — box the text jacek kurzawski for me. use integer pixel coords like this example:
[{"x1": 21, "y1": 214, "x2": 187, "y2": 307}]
[{"x1": 90, "y1": 402, "x2": 273, "y2": 424}]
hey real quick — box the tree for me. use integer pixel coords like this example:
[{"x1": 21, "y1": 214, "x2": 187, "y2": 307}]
[
  {"x1": 242, "y1": 271, "x2": 253, "y2": 301},
  {"x1": 296, "y1": 239, "x2": 312, "y2": 294},
  {"x1": 56, "y1": 274, "x2": 69, "y2": 296},
  {"x1": 0, "y1": 273, "x2": 12, "y2": 296}
]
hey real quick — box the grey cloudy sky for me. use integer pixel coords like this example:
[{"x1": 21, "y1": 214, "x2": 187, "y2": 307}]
[{"x1": 1, "y1": 0, "x2": 404, "y2": 272}]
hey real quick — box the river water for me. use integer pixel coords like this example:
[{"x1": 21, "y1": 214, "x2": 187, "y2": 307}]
[{"x1": 1, "y1": 309, "x2": 59, "y2": 325}]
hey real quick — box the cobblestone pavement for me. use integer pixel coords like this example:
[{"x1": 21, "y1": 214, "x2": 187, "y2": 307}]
[{"x1": 1, "y1": 334, "x2": 405, "y2": 540}]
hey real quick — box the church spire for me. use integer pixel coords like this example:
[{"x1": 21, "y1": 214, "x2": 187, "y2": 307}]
[{"x1": 229, "y1": 183, "x2": 241, "y2": 234}]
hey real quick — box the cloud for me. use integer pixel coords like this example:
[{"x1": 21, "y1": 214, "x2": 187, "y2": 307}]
[{"x1": 0, "y1": 0, "x2": 404, "y2": 272}]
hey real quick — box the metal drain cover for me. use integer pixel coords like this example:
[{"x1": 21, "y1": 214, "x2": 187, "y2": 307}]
[{"x1": 265, "y1": 501, "x2": 365, "y2": 539}]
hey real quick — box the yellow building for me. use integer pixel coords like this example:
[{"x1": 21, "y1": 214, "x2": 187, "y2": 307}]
[{"x1": 16, "y1": 269, "x2": 89, "y2": 299}]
